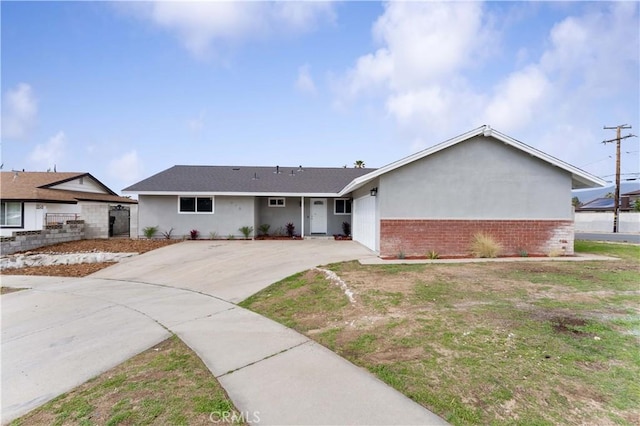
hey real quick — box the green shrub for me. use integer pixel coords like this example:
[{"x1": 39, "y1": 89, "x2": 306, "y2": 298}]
[
  {"x1": 239, "y1": 226, "x2": 254, "y2": 240},
  {"x1": 427, "y1": 250, "x2": 439, "y2": 259},
  {"x1": 143, "y1": 226, "x2": 159, "y2": 239},
  {"x1": 470, "y1": 233, "x2": 502, "y2": 258},
  {"x1": 258, "y1": 224, "x2": 270, "y2": 236}
]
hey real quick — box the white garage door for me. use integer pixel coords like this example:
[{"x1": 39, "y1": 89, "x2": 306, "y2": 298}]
[{"x1": 353, "y1": 195, "x2": 376, "y2": 251}]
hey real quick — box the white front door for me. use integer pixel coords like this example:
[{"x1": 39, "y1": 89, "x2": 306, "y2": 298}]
[{"x1": 310, "y1": 198, "x2": 327, "y2": 234}]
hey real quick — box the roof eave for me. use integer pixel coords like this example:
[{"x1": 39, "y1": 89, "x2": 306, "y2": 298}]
[
  {"x1": 124, "y1": 190, "x2": 344, "y2": 197},
  {"x1": 340, "y1": 125, "x2": 607, "y2": 194}
]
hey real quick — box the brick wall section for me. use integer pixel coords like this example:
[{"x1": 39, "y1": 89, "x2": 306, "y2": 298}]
[
  {"x1": 379, "y1": 219, "x2": 574, "y2": 257},
  {"x1": 0, "y1": 222, "x2": 84, "y2": 255}
]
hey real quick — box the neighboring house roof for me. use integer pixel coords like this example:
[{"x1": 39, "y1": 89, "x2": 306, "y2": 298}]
[
  {"x1": 576, "y1": 196, "x2": 636, "y2": 211},
  {"x1": 122, "y1": 166, "x2": 375, "y2": 196},
  {"x1": 339, "y1": 125, "x2": 606, "y2": 195},
  {"x1": 576, "y1": 197, "x2": 615, "y2": 211},
  {"x1": 623, "y1": 189, "x2": 640, "y2": 196},
  {"x1": 0, "y1": 171, "x2": 137, "y2": 204}
]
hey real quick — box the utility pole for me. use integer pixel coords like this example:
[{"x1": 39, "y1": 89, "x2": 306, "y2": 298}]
[{"x1": 602, "y1": 125, "x2": 636, "y2": 232}]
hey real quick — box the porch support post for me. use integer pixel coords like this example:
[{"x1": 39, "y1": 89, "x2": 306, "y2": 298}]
[{"x1": 301, "y1": 196, "x2": 305, "y2": 239}]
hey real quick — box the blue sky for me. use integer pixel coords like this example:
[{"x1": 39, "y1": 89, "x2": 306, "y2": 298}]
[{"x1": 2, "y1": 1, "x2": 638, "y2": 195}]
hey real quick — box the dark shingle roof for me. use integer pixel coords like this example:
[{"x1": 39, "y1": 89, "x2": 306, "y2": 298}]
[{"x1": 123, "y1": 165, "x2": 376, "y2": 194}]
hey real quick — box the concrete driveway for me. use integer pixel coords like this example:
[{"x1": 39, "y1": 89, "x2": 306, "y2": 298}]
[
  {"x1": 89, "y1": 239, "x2": 378, "y2": 302},
  {"x1": 2, "y1": 240, "x2": 448, "y2": 425}
]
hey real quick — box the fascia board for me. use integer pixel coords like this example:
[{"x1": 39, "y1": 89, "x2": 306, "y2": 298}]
[
  {"x1": 339, "y1": 125, "x2": 606, "y2": 194},
  {"x1": 123, "y1": 191, "x2": 341, "y2": 197}
]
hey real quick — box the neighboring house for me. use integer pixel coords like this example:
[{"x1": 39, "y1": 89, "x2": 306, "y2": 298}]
[
  {"x1": 0, "y1": 171, "x2": 137, "y2": 238},
  {"x1": 576, "y1": 189, "x2": 639, "y2": 212},
  {"x1": 623, "y1": 189, "x2": 640, "y2": 207},
  {"x1": 124, "y1": 126, "x2": 605, "y2": 257}
]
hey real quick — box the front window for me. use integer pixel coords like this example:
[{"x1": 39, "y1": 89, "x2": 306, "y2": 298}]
[
  {"x1": 268, "y1": 198, "x2": 286, "y2": 207},
  {"x1": 1, "y1": 202, "x2": 23, "y2": 227},
  {"x1": 334, "y1": 198, "x2": 352, "y2": 215},
  {"x1": 179, "y1": 197, "x2": 214, "y2": 213}
]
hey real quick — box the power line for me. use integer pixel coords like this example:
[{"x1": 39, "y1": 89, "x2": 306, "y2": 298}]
[{"x1": 602, "y1": 124, "x2": 637, "y2": 233}]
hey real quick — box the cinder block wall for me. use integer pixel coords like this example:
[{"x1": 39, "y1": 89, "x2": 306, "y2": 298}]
[
  {"x1": 379, "y1": 219, "x2": 574, "y2": 257},
  {"x1": 80, "y1": 203, "x2": 109, "y2": 239},
  {"x1": 0, "y1": 222, "x2": 85, "y2": 255},
  {"x1": 575, "y1": 212, "x2": 640, "y2": 233}
]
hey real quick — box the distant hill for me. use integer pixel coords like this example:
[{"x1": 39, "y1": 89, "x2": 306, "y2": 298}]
[{"x1": 572, "y1": 181, "x2": 640, "y2": 204}]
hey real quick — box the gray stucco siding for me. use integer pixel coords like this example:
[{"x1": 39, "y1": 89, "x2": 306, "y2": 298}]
[
  {"x1": 257, "y1": 197, "x2": 303, "y2": 236},
  {"x1": 138, "y1": 195, "x2": 255, "y2": 238},
  {"x1": 256, "y1": 197, "x2": 351, "y2": 236},
  {"x1": 379, "y1": 136, "x2": 572, "y2": 220}
]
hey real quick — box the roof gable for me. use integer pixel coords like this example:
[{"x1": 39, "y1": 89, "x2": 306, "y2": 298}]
[
  {"x1": 339, "y1": 125, "x2": 606, "y2": 195},
  {"x1": 42, "y1": 173, "x2": 116, "y2": 195},
  {"x1": 0, "y1": 171, "x2": 135, "y2": 204}
]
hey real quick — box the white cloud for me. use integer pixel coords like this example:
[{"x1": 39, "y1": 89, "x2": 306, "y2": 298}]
[
  {"x1": 2, "y1": 83, "x2": 37, "y2": 140},
  {"x1": 370, "y1": 2, "x2": 488, "y2": 90},
  {"x1": 29, "y1": 131, "x2": 65, "y2": 170},
  {"x1": 342, "y1": 2, "x2": 489, "y2": 98},
  {"x1": 481, "y1": 66, "x2": 551, "y2": 133},
  {"x1": 541, "y1": 2, "x2": 639, "y2": 95},
  {"x1": 273, "y1": 2, "x2": 335, "y2": 32},
  {"x1": 108, "y1": 150, "x2": 143, "y2": 183},
  {"x1": 295, "y1": 64, "x2": 317, "y2": 95},
  {"x1": 337, "y1": 1, "x2": 638, "y2": 170},
  {"x1": 338, "y1": 2, "x2": 493, "y2": 139},
  {"x1": 125, "y1": 1, "x2": 334, "y2": 58}
]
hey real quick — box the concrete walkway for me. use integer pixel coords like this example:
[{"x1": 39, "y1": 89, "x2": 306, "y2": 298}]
[{"x1": 1, "y1": 241, "x2": 448, "y2": 425}]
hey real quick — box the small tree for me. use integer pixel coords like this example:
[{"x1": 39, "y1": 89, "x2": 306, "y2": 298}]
[
  {"x1": 634, "y1": 199, "x2": 640, "y2": 212},
  {"x1": 571, "y1": 196, "x2": 581, "y2": 207}
]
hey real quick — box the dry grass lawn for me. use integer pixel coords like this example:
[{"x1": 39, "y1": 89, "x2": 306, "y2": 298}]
[
  {"x1": 241, "y1": 242, "x2": 640, "y2": 425},
  {"x1": 10, "y1": 336, "x2": 245, "y2": 426}
]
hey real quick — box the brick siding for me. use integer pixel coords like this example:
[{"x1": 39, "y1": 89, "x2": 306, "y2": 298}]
[{"x1": 380, "y1": 219, "x2": 574, "y2": 257}]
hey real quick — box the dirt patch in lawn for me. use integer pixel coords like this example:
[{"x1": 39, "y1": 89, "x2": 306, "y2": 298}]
[{"x1": 241, "y1": 246, "x2": 640, "y2": 426}]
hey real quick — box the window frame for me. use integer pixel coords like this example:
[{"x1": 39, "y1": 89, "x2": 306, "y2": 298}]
[
  {"x1": 334, "y1": 198, "x2": 352, "y2": 215},
  {"x1": 268, "y1": 197, "x2": 286, "y2": 208},
  {"x1": 1, "y1": 201, "x2": 24, "y2": 228},
  {"x1": 177, "y1": 196, "x2": 215, "y2": 214}
]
